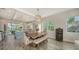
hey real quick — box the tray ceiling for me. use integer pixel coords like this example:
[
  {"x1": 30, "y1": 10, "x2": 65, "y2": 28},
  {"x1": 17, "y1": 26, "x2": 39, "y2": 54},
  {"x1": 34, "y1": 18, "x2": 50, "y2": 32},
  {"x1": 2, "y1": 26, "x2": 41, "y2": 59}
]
[
  {"x1": 15, "y1": 8, "x2": 73, "y2": 17},
  {"x1": 0, "y1": 8, "x2": 74, "y2": 22}
]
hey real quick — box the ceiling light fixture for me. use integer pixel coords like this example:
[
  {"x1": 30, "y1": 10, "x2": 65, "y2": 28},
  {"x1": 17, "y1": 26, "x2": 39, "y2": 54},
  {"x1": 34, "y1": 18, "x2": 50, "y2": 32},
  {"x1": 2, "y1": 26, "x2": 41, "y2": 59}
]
[{"x1": 35, "y1": 8, "x2": 42, "y2": 22}]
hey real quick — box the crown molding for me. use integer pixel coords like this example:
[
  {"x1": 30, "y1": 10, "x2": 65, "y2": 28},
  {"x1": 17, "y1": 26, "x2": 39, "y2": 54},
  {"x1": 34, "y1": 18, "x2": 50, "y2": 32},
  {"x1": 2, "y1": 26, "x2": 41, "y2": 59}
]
[{"x1": 14, "y1": 8, "x2": 35, "y2": 17}]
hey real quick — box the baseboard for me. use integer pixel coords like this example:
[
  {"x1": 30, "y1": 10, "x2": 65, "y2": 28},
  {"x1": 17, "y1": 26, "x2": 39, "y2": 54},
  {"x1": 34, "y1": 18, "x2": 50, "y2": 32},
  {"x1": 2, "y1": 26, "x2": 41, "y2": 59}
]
[
  {"x1": 48, "y1": 37, "x2": 74, "y2": 44},
  {"x1": 64, "y1": 40, "x2": 74, "y2": 44},
  {"x1": 48, "y1": 37, "x2": 55, "y2": 39}
]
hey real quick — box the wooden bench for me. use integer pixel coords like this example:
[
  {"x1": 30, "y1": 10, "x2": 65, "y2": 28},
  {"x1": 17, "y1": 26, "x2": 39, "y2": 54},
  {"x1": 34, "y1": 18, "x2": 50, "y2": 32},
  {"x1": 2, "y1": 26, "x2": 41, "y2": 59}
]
[{"x1": 32, "y1": 35, "x2": 48, "y2": 47}]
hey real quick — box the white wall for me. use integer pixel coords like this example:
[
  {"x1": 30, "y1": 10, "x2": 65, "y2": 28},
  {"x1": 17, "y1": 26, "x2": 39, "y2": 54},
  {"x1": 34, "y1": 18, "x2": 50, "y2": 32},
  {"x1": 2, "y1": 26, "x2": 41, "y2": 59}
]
[{"x1": 43, "y1": 9, "x2": 79, "y2": 42}]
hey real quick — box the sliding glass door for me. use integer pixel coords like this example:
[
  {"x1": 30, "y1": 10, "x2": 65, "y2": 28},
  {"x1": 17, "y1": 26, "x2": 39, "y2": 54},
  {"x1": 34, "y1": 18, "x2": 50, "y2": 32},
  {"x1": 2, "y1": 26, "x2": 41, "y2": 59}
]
[
  {"x1": 37, "y1": 19, "x2": 54, "y2": 33},
  {"x1": 41, "y1": 19, "x2": 54, "y2": 32},
  {"x1": 8, "y1": 22, "x2": 23, "y2": 32}
]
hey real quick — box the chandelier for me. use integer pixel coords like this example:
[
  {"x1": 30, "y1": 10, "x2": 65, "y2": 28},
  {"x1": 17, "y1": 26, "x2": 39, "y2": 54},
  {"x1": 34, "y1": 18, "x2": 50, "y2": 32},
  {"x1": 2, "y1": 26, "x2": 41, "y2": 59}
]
[{"x1": 35, "y1": 8, "x2": 42, "y2": 22}]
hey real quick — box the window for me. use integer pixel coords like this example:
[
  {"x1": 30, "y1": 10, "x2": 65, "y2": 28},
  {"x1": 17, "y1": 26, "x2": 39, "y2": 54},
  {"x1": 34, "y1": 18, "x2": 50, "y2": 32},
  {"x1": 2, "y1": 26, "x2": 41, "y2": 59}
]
[
  {"x1": 67, "y1": 16, "x2": 79, "y2": 32},
  {"x1": 8, "y1": 23, "x2": 16, "y2": 31},
  {"x1": 8, "y1": 23, "x2": 23, "y2": 32},
  {"x1": 41, "y1": 19, "x2": 54, "y2": 32}
]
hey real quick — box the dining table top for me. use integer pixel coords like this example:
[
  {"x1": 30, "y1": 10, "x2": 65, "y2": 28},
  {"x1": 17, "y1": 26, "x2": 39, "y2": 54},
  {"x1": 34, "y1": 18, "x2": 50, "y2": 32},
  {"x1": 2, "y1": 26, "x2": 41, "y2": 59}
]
[{"x1": 29, "y1": 32, "x2": 46, "y2": 40}]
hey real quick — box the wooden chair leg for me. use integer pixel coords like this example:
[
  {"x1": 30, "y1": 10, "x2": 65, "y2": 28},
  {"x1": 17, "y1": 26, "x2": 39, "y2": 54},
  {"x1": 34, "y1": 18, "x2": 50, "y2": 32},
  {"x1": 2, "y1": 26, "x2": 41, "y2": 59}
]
[
  {"x1": 36, "y1": 44, "x2": 39, "y2": 47},
  {"x1": 46, "y1": 39, "x2": 48, "y2": 42}
]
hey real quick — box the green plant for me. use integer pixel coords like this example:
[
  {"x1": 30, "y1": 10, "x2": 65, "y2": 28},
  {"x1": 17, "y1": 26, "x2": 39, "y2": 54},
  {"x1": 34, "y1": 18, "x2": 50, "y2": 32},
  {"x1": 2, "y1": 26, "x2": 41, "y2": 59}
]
[{"x1": 67, "y1": 16, "x2": 75, "y2": 24}]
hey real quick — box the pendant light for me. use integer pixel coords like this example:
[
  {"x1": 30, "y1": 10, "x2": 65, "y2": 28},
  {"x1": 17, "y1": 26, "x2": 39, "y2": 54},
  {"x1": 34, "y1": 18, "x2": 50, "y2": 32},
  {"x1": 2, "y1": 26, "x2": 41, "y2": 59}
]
[{"x1": 35, "y1": 8, "x2": 42, "y2": 22}]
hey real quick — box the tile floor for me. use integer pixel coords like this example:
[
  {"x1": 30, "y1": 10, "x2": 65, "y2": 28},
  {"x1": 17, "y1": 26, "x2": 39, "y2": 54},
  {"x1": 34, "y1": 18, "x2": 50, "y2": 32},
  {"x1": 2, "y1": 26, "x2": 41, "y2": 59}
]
[{"x1": 0, "y1": 37, "x2": 79, "y2": 50}]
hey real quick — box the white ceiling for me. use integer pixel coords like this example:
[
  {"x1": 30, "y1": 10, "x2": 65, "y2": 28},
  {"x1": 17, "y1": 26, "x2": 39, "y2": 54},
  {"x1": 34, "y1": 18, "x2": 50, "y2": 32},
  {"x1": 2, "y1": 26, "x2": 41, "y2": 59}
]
[
  {"x1": 0, "y1": 8, "x2": 35, "y2": 22},
  {"x1": 15, "y1": 8, "x2": 74, "y2": 17},
  {"x1": 0, "y1": 8, "x2": 74, "y2": 22}
]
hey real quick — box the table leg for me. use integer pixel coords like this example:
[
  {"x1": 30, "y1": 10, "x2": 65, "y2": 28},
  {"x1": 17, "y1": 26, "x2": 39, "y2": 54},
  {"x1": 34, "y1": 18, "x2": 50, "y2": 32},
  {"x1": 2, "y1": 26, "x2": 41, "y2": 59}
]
[
  {"x1": 32, "y1": 43, "x2": 36, "y2": 47},
  {"x1": 44, "y1": 39, "x2": 48, "y2": 43}
]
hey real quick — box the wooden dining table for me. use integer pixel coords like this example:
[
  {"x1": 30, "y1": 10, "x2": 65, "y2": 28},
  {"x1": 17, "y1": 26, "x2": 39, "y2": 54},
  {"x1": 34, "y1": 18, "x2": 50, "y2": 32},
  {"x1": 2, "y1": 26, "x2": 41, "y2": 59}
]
[
  {"x1": 24, "y1": 32, "x2": 48, "y2": 47},
  {"x1": 29, "y1": 32, "x2": 46, "y2": 40}
]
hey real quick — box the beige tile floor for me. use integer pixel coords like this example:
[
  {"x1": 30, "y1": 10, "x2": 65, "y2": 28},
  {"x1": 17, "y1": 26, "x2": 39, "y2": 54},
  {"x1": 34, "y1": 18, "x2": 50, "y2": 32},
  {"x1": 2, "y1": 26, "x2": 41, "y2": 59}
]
[{"x1": 0, "y1": 37, "x2": 79, "y2": 50}]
